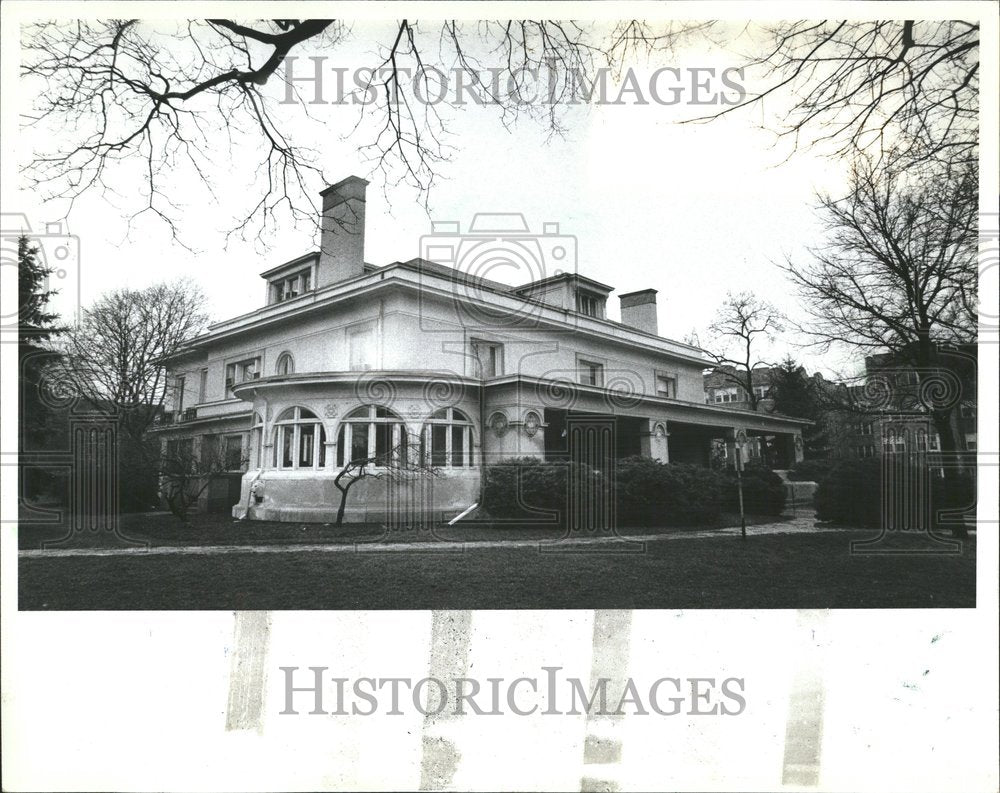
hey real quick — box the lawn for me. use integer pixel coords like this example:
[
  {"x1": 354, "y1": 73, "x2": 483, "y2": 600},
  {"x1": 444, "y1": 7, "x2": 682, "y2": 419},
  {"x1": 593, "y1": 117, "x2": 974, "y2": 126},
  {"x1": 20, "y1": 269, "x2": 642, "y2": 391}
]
[
  {"x1": 17, "y1": 508, "x2": 795, "y2": 551},
  {"x1": 19, "y1": 529, "x2": 975, "y2": 610}
]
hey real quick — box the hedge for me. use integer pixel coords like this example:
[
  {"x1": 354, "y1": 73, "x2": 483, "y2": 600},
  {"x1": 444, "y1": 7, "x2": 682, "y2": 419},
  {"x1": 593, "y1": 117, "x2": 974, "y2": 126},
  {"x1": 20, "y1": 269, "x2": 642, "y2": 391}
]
[
  {"x1": 483, "y1": 456, "x2": 785, "y2": 527},
  {"x1": 814, "y1": 458, "x2": 976, "y2": 528},
  {"x1": 786, "y1": 459, "x2": 833, "y2": 483},
  {"x1": 721, "y1": 463, "x2": 787, "y2": 516}
]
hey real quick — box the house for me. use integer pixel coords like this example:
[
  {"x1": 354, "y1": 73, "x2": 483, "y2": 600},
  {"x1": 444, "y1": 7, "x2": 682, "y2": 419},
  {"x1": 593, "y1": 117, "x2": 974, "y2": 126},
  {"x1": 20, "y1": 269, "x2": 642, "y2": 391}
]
[
  {"x1": 703, "y1": 365, "x2": 777, "y2": 410},
  {"x1": 826, "y1": 347, "x2": 977, "y2": 466},
  {"x1": 155, "y1": 176, "x2": 809, "y2": 523}
]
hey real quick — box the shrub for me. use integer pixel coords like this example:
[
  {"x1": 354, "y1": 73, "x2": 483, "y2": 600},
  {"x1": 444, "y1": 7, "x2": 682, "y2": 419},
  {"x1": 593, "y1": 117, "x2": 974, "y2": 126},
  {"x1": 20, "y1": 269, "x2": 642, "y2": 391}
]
[
  {"x1": 482, "y1": 457, "x2": 599, "y2": 522},
  {"x1": 721, "y1": 463, "x2": 787, "y2": 516},
  {"x1": 814, "y1": 459, "x2": 976, "y2": 528},
  {"x1": 484, "y1": 456, "x2": 733, "y2": 528},
  {"x1": 612, "y1": 456, "x2": 725, "y2": 526},
  {"x1": 786, "y1": 459, "x2": 833, "y2": 483}
]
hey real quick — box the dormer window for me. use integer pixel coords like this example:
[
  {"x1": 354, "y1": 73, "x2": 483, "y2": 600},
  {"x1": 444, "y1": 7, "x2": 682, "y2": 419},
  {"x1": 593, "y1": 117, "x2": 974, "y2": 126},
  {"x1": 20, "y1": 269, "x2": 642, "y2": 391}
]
[
  {"x1": 271, "y1": 269, "x2": 312, "y2": 303},
  {"x1": 576, "y1": 292, "x2": 600, "y2": 317}
]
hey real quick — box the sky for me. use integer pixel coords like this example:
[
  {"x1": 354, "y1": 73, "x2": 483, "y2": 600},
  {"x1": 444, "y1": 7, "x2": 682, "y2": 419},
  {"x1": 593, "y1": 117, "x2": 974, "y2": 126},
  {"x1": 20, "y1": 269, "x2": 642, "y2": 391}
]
[{"x1": 7, "y1": 17, "x2": 872, "y2": 378}]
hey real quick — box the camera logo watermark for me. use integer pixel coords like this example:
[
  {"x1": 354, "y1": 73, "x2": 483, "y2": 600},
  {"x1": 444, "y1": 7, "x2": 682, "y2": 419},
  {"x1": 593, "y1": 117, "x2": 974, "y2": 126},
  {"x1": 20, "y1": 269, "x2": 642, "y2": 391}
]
[
  {"x1": 418, "y1": 212, "x2": 578, "y2": 333},
  {"x1": 1, "y1": 213, "x2": 81, "y2": 342}
]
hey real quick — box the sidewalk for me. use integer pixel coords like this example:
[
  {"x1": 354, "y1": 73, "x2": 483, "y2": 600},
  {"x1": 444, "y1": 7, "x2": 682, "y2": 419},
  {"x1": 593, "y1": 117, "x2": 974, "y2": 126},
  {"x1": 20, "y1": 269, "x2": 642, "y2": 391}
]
[{"x1": 19, "y1": 510, "x2": 866, "y2": 559}]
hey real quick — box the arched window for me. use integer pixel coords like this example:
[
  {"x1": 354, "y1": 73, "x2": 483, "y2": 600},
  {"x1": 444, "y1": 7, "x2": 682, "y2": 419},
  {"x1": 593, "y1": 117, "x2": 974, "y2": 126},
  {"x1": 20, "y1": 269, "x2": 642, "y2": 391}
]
[
  {"x1": 421, "y1": 408, "x2": 475, "y2": 467},
  {"x1": 273, "y1": 407, "x2": 325, "y2": 469},
  {"x1": 337, "y1": 405, "x2": 408, "y2": 467},
  {"x1": 276, "y1": 352, "x2": 294, "y2": 375}
]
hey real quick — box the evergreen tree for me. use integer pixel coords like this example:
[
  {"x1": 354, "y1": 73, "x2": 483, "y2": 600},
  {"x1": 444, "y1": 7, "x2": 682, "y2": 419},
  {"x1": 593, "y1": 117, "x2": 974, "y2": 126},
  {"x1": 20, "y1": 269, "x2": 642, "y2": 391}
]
[
  {"x1": 769, "y1": 357, "x2": 828, "y2": 460},
  {"x1": 18, "y1": 236, "x2": 64, "y2": 498}
]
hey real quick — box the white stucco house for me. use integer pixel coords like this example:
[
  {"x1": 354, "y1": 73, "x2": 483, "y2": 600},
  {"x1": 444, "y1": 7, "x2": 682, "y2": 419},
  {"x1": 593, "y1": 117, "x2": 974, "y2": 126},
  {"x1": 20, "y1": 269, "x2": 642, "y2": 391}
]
[{"x1": 156, "y1": 176, "x2": 808, "y2": 523}]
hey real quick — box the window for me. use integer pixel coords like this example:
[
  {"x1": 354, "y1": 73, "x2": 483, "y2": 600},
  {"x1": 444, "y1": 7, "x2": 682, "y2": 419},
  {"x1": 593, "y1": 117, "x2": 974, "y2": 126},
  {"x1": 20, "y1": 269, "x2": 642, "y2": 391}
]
[
  {"x1": 223, "y1": 434, "x2": 245, "y2": 471},
  {"x1": 714, "y1": 386, "x2": 743, "y2": 403},
  {"x1": 579, "y1": 359, "x2": 604, "y2": 387},
  {"x1": 273, "y1": 407, "x2": 326, "y2": 469},
  {"x1": 656, "y1": 374, "x2": 677, "y2": 399},
  {"x1": 857, "y1": 444, "x2": 876, "y2": 458},
  {"x1": 860, "y1": 422, "x2": 873, "y2": 436},
  {"x1": 271, "y1": 269, "x2": 312, "y2": 303},
  {"x1": 916, "y1": 431, "x2": 940, "y2": 453},
  {"x1": 895, "y1": 371, "x2": 919, "y2": 386},
  {"x1": 198, "y1": 368, "x2": 208, "y2": 402},
  {"x1": 175, "y1": 376, "x2": 186, "y2": 413},
  {"x1": 225, "y1": 356, "x2": 261, "y2": 395},
  {"x1": 882, "y1": 429, "x2": 906, "y2": 455},
  {"x1": 165, "y1": 438, "x2": 194, "y2": 472},
  {"x1": 960, "y1": 404, "x2": 976, "y2": 419},
  {"x1": 471, "y1": 340, "x2": 504, "y2": 378},
  {"x1": 965, "y1": 434, "x2": 977, "y2": 451},
  {"x1": 336, "y1": 405, "x2": 407, "y2": 467},
  {"x1": 576, "y1": 292, "x2": 600, "y2": 317},
  {"x1": 276, "y1": 352, "x2": 294, "y2": 375},
  {"x1": 349, "y1": 326, "x2": 375, "y2": 371},
  {"x1": 754, "y1": 386, "x2": 770, "y2": 400},
  {"x1": 421, "y1": 408, "x2": 475, "y2": 468}
]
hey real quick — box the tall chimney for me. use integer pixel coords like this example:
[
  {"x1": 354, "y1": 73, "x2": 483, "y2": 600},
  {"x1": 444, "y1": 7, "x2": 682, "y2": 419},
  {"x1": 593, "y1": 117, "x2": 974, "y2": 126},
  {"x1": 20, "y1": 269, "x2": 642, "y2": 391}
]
[
  {"x1": 318, "y1": 175, "x2": 368, "y2": 286},
  {"x1": 619, "y1": 289, "x2": 658, "y2": 335}
]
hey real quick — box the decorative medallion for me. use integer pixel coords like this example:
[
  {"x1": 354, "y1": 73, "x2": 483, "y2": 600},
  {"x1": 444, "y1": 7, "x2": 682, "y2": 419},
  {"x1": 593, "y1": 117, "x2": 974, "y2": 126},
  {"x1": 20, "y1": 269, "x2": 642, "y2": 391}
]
[
  {"x1": 523, "y1": 410, "x2": 541, "y2": 438},
  {"x1": 653, "y1": 422, "x2": 666, "y2": 438},
  {"x1": 323, "y1": 403, "x2": 338, "y2": 419},
  {"x1": 489, "y1": 411, "x2": 509, "y2": 438}
]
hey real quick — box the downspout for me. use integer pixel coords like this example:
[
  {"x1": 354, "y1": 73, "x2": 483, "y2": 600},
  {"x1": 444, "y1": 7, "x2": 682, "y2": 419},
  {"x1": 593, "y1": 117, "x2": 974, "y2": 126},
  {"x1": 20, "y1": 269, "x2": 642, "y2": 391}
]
[
  {"x1": 478, "y1": 346, "x2": 487, "y2": 505},
  {"x1": 479, "y1": 378, "x2": 487, "y2": 503},
  {"x1": 238, "y1": 387, "x2": 265, "y2": 520}
]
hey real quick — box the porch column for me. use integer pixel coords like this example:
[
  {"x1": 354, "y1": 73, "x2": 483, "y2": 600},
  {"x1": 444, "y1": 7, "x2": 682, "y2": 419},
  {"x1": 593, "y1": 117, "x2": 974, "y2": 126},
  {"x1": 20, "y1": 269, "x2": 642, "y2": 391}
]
[
  {"x1": 640, "y1": 419, "x2": 669, "y2": 463},
  {"x1": 793, "y1": 432, "x2": 805, "y2": 464}
]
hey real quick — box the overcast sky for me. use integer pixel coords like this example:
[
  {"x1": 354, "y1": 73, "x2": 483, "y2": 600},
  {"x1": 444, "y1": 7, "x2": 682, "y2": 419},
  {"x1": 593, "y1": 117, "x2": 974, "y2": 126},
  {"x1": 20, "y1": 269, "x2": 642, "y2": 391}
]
[{"x1": 8, "y1": 17, "x2": 875, "y2": 378}]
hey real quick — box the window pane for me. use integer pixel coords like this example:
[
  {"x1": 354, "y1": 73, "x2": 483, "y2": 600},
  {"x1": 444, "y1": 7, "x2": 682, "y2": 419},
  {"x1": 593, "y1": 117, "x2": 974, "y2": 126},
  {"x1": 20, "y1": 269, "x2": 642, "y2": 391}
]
[
  {"x1": 398, "y1": 428, "x2": 408, "y2": 464},
  {"x1": 224, "y1": 436, "x2": 243, "y2": 470},
  {"x1": 375, "y1": 423, "x2": 391, "y2": 460},
  {"x1": 451, "y1": 426, "x2": 464, "y2": 467},
  {"x1": 281, "y1": 427, "x2": 293, "y2": 467},
  {"x1": 299, "y1": 424, "x2": 315, "y2": 467},
  {"x1": 431, "y1": 425, "x2": 447, "y2": 466},
  {"x1": 351, "y1": 424, "x2": 369, "y2": 463}
]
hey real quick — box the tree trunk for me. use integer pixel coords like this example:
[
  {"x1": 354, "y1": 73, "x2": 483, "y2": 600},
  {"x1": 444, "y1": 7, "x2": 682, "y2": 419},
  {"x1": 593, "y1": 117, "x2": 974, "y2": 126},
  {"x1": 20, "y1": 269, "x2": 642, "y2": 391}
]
[{"x1": 931, "y1": 410, "x2": 970, "y2": 538}]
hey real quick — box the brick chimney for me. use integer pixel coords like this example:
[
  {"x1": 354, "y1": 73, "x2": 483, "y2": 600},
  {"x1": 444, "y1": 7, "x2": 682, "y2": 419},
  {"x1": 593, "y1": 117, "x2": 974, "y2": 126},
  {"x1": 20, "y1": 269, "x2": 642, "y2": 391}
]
[
  {"x1": 318, "y1": 175, "x2": 368, "y2": 286},
  {"x1": 619, "y1": 289, "x2": 658, "y2": 335}
]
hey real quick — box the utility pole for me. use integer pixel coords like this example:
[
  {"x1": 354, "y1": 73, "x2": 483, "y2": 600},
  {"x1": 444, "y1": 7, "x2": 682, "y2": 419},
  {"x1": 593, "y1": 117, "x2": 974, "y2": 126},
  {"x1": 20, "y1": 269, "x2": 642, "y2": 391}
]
[{"x1": 735, "y1": 429, "x2": 747, "y2": 539}]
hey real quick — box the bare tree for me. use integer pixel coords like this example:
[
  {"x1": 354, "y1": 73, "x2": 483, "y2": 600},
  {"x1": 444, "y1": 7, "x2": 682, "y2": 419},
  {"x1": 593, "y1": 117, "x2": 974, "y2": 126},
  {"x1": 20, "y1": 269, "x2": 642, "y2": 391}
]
[
  {"x1": 706, "y1": 292, "x2": 784, "y2": 412},
  {"x1": 53, "y1": 279, "x2": 209, "y2": 439},
  {"x1": 25, "y1": 19, "x2": 977, "y2": 242},
  {"x1": 333, "y1": 434, "x2": 439, "y2": 526},
  {"x1": 785, "y1": 151, "x2": 977, "y2": 533},
  {"x1": 692, "y1": 20, "x2": 979, "y2": 166},
  {"x1": 160, "y1": 440, "x2": 246, "y2": 523},
  {"x1": 21, "y1": 19, "x2": 705, "y2": 243}
]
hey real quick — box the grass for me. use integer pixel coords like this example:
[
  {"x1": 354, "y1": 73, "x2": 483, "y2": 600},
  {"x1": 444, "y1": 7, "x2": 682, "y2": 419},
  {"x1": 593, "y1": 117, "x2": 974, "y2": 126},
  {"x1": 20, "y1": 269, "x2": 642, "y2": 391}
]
[
  {"x1": 17, "y1": 509, "x2": 794, "y2": 551},
  {"x1": 19, "y1": 528, "x2": 975, "y2": 610}
]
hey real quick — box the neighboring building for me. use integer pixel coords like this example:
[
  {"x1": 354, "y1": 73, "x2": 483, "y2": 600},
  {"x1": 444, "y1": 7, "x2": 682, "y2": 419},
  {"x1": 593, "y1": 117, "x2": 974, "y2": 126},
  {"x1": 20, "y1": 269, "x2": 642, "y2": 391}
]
[
  {"x1": 824, "y1": 347, "x2": 977, "y2": 466},
  {"x1": 702, "y1": 366, "x2": 782, "y2": 464},
  {"x1": 154, "y1": 176, "x2": 808, "y2": 522},
  {"x1": 703, "y1": 365, "x2": 777, "y2": 410}
]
